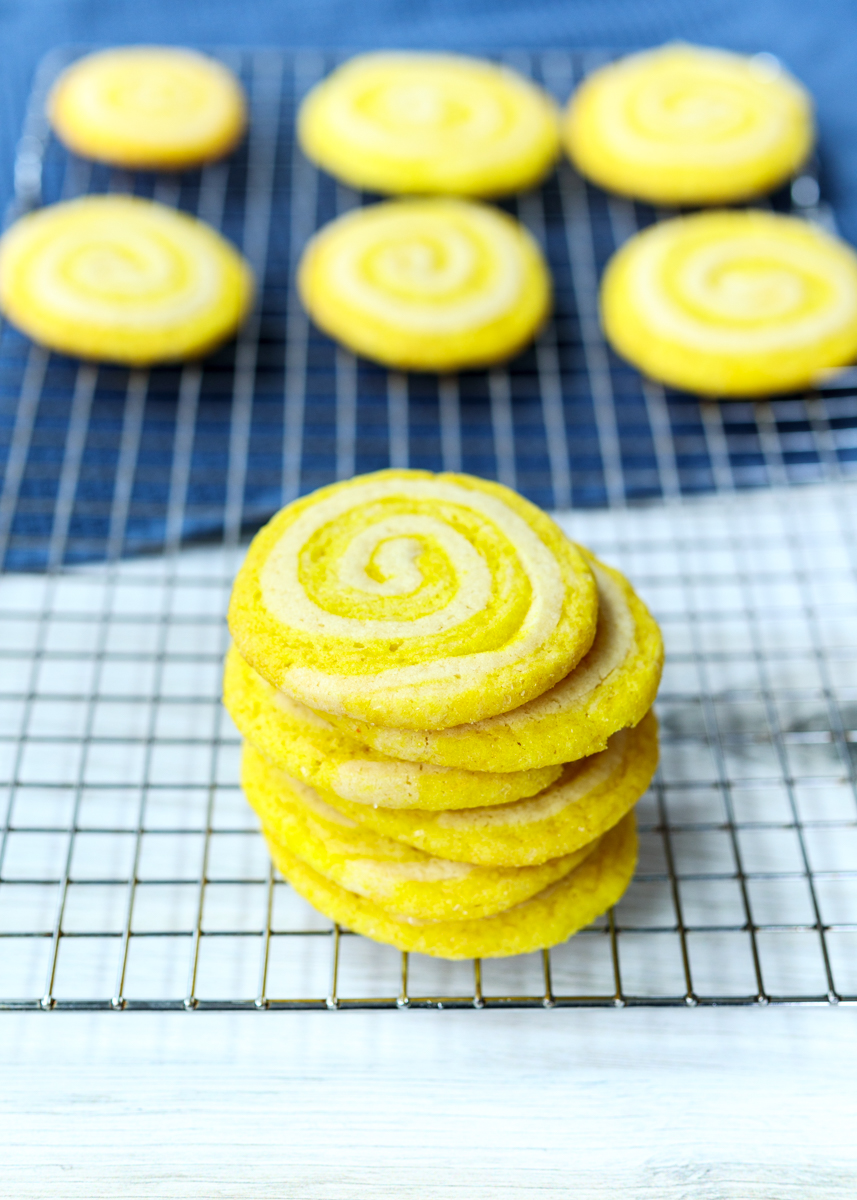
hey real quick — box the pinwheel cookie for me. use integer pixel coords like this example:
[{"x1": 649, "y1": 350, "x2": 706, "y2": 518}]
[
  {"x1": 297, "y1": 198, "x2": 551, "y2": 370},
  {"x1": 48, "y1": 47, "x2": 247, "y2": 169},
  {"x1": 298, "y1": 52, "x2": 560, "y2": 197},
  {"x1": 314, "y1": 711, "x2": 659, "y2": 868},
  {"x1": 242, "y1": 743, "x2": 593, "y2": 922},
  {"x1": 564, "y1": 43, "x2": 813, "y2": 205},
  {"x1": 0, "y1": 195, "x2": 253, "y2": 364},
  {"x1": 600, "y1": 209, "x2": 857, "y2": 396},
  {"x1": 227, "y1": 469, "x2": 598, "y2": 731},
  {"x1": 263, "y1": 811, "x2": 637, "y2": 960},
  {"x1": 226, "y1": 468, "x2": 662, "y2": 959},
  {"x1": 223, "y1": 646, "x2": 561, "y2": 810},
  {"x1": 326, "y1": 554, "x2": 663, "y2": 771}
]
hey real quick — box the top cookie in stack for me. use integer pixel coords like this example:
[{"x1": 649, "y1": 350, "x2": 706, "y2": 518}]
[{"x1": 225, "y1": 469, "x2": 663, "y2": 959}]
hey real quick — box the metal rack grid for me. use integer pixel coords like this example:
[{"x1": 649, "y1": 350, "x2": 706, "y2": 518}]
[
  {"x1": 1, "y1": 47, "x2": 857, "y2": 574},
  {"x1": 1, "y1": 481, "x2": 856, "y2": 1010},
  {"x1": 0, "y1": 48, "x2": 856, "y2": 1009}
]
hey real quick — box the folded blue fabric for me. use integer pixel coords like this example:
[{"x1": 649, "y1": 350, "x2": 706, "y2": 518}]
[
  {"x1": 1, "y1": 0, "x2": 856, "y2": 236},
  {"x1": 1, "y1": 4, "x2": 856, "y2": 571}
]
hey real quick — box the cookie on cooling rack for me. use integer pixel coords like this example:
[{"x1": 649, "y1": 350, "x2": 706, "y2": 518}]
[
  {"x1": 0, "y1": 195, "x2": 254, "y2": 365},
  {"x1": 564, "y1": 43, "x2": 814, "y2": 205},
  {"x1": 227, "y1": 469, "x2": 598, "y2": 732},
  {"x1": 600, "y1": 209, "x2": 857, "y2": 397},
  {"x1": 242, "y1": 742, "x2": 592, "y2": 922},
  {"x1": 298, "y1": 51, "x2": 560, "y2": 198},
  {"x1": 297, "y1": 198, "x2": 551, "y2": 371},
  {"x1": 264, "y1": 809, "x2": 637, "y2": 960},
  {"x1": 48, "y1": 46, "x2": 247, "y2": 169},
  {"x1": 223, "y1": 646, "x2": 561, "y2": 810},
  {"x1": 325, "y1": 554, "x2": 663, "y2": 772},
  {"x1": 312, "y1": 711, "x2": 659, "y2": 868}
]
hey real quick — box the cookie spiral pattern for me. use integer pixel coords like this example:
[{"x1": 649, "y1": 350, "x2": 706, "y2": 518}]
[
  {"x1": 600, "y1": 210, "x2": 857, "y2": 397},
  {"x1": 298, "y1": 52, "x2": 560, "y2": 197},
  {"x1": 564, "y1": 43, "x2": 813, "y2": 204},
  {"x1": 223, "y1": 646, "x2": 562, "y2": 811},
  {"x1": 327, "y1": 555, "x2": 663, "y2": 771},
  {"x1": 242, "y1": 744, "x2": 593, "y2": 922},
  {"x1": 265, "y1": 813, "x2": 638, "y2": 960},
  {"x1": 48, "y1": 47, "x2": 247, "y2": 169},
  {"x1": 0, "y1": 196, "x2": 254, "y2": 365},
  {"x1": 297, "y1": 198, "x2": 551, "y2": 370},
  {"x1": 227, "y1": 470, "x2": 598, "y2": 731},
  {"x1": 318, "y1": 712, "x2": 659, "y2": 867}
]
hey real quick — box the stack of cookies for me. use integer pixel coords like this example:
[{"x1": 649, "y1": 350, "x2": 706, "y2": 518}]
[{"x1": 225, "y1": 469, "x2": 663, "y2": 960}]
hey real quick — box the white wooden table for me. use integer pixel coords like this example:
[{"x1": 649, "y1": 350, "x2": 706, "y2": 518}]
[{"x1": 2, "y1": 1006, "x2": 856, "y2": 1198}]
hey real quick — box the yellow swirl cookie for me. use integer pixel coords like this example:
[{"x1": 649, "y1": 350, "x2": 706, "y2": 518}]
[
  {"x1": 0, "y1": 195, "x2": 253, "y2": 365},
  {"x1": 600, "y1": 209, "x2": 857, "y2": 397},
  {"x1": 298, "y1": 52, "x2": 560, "y2": 198},
  {"x1": 327, "y1": 555, "x2": 662, "y2": 771},
  {"x1": 223, "y1": 646, "x2": 561, "y2": 810},
  {"x1": 297, "y1": 198, "x2": 551, "y2": 370},
  {"x1": 242, "y1": 743, "x2": 593, "y2": 922},
  {"x1": 48, "y1": 47, "x2": 247, "y2": 169},
  {"x1": 564, "y1": 43, "x2": 813, "y2": 205},
  {"x1": 265, "y1": 811, "x2": 637, "y2": 959},
  {"x1": 228, "y1": 470, "x2": 598, "y2": 731},
  {"x1": 315, "y1": 711, "x2": 658, "y2": 867}
]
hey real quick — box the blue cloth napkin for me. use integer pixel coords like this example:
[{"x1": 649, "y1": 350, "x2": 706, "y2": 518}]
[
  {"x1": 2, "y1": 0, "x2": 857, "y2": 237},
  {"x1": 1, "y1": 2, "x2": 856, "y2": 572}
]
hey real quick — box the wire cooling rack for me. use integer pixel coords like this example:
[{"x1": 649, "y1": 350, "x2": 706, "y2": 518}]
[
  {"x1": 1, "y1": 482, "x2": 856, "y2": 1010},
  {"x1": 0, "y1": 47, "x2": 856, "y2": 1009},
  {"x1": 1, "y1": 46, "x2": 857, "y2": 573}
]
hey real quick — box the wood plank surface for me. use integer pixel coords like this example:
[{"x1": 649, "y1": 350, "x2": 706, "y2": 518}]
[{"x1": 2, "y1": 1007, "x2": 856, "y2": 1198}]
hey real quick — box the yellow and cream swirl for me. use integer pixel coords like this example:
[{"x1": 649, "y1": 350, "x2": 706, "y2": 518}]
[
  {"x1": 227, "y1": 470, "x2": 598, "y2": 731},
  {"x1": 326, "y1": 556, "x2": 663, "y2": 771},
  {"x1": 298, "y1": 198, "x2": 551, "y2": 370},
  {"x1": 298, "y1": 51, "x2": 561, "y2": 197},
  {"x1": 313, "y1": 712, "x2": 659, "y2": 868},
  {"x1": 261, "y1": 812, "x2": 638, "y2": 960},
  {"x1": 600, "y1": 210, "x2": 857, "y2": 397},
  {"x1": 564, "y1": 43, "x2": 814, "y2": 204},
  {"x1": 0, "y1": 195, "x2": 254, "y2": 365},
  {"x1": 223, "y1": 645, "x2": 563, "y2": 810},
  {"x1": 48, "y1": 47, "x2": 247, "y2": 169},
  {"x1": 242, "y1": 744, "x2": 594, "y2": 922}
]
